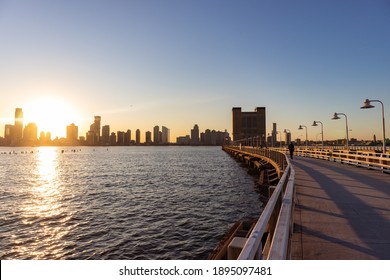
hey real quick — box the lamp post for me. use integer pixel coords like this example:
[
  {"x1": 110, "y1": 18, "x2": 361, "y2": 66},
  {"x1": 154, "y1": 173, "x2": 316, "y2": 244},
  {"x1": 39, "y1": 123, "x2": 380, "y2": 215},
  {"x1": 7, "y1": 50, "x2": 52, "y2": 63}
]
[
  {"x1": 298, "y1": 125, "x2": 308, "y2": 148},
  {"x1": 361, "y1": 99, "x2": 386, "y2": 154},
  {"x1": 312, "y1": 121, "x2": 324, "y2": 149},
  {"x1": 332, "y1": 112, "x2": 349, "y2": 151}
]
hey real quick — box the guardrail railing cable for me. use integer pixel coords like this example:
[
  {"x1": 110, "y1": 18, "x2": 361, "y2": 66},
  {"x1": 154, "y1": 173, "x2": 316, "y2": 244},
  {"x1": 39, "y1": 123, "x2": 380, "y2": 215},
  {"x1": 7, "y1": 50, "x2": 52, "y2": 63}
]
[{"x1": 224, "y1": 145, "x2": 295, "y2": 260}]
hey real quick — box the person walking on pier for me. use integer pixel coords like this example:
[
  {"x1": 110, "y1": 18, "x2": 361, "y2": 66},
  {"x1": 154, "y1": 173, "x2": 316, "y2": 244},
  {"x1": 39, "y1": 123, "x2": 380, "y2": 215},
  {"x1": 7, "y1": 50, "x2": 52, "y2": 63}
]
[{"x1": 288, "y1": 142, "x2": 295, "y2": 159}]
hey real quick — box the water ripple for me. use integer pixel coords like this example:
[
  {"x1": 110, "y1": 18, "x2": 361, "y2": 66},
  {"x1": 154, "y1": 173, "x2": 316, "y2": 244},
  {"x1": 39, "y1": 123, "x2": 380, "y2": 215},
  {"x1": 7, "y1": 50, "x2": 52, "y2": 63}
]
[{"x1": 0, "y1": 146, "x2": 262, "y2": 259}]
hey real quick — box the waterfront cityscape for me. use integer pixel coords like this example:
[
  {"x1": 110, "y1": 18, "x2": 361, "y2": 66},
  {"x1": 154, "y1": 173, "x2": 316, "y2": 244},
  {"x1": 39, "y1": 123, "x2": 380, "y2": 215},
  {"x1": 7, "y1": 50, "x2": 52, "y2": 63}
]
[
  {"x1": 1, "y1": 107, "x2": 230, "y2": 147},
  {"x1": 1, "y1": 1, "x2": 390, "y2": 273},
  {"x1": 1, "y1": 106, "x2": 387, "y2": 148}
]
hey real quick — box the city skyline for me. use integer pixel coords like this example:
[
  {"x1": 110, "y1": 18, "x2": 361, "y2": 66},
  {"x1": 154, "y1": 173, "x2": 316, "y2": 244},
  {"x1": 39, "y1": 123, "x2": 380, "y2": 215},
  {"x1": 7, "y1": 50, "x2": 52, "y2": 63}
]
[
  {"x1": 0, "y1": 1, "x2": 389, "y2": 141},
  {"x1": 1, "y1": 105, "x2": 387, "y2": 147},
  {"x1": 2, "y1": 106, "x2": 235, "y2": 146}
]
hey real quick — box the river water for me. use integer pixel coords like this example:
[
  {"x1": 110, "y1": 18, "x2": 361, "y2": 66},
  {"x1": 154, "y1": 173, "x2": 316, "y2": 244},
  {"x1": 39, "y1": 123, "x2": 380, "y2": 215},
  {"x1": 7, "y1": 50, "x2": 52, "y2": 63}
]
[{"x1": 0, "y1": 146, "x2": 263, "y2": 259}]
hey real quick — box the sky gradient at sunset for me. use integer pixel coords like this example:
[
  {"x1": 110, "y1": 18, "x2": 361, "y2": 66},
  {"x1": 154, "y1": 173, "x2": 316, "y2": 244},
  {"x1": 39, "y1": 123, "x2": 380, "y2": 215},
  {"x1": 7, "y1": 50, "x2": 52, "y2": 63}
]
[{"x1": 0, "y1": 0, "x2": 389, "y2": 141}]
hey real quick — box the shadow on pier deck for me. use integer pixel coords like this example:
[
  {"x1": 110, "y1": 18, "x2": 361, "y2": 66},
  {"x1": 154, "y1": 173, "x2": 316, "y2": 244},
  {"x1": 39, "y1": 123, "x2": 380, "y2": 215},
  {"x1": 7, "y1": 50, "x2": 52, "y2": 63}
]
[{"x1": 291, "y1": 156, "x2": 390, "y2": 259}]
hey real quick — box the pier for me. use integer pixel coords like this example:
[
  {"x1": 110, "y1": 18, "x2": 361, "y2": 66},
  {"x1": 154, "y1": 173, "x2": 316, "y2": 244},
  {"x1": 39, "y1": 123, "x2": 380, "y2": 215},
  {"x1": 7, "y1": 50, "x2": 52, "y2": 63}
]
[
  {"x1": 221, "y1": 146, "x2": 390, "y2": 260},
  {"x1": 291, "y1": 155, "x2": 390, "y2": 259}
]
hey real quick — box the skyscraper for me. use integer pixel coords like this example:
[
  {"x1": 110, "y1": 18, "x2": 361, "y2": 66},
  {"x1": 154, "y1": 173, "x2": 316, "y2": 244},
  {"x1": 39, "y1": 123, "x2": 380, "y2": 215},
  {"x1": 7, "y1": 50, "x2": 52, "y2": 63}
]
[
  {"x1": 285, "y1": 131, "x2": 291, "y2": 146},
  {"x1": 191, "y1": 124, "x2": 199, "y2": 145},
  {"x1": 153, "y1": 125, "x2": 160, "y2": 144},
  {"x1": 232, "y1": 107, "x2": 266, "y2": 143},
  {"x1": 102, "y1": 125, "x2": 110, "y2": 146},
  {"x1": 93, "y1": 116, "x2": 101, "y2": 143},
  {"x1": 23, "y1": 123, "x2": 38, "y2": 145},
  {"x1": 117, "y1": 131, "x2": 125, "y2": 145},
  {"x1": 66, "y1": 123, "x2": 79, "y2": 144},
  {"x1": 125, "y1": 130, "x2": 131, "y2": 145},
  {"x1": 136, "y1": 129, "x2": 140, "y2": 145},
  {"x1": 272, "y1": 123, "x2": 277, "y2": 147},
  {"x1": 4, "y1": 124, "x2": 14, "y2": 146},
  {"x1": 88, "y1": 116, "x2": 101, "y2": 145},
  {"x1": 14, "y1": 108, "x2": 23, "y2": 145},
  {"x1": 110, "y1": 132, "x2": 116, "y2": 146},
  {"x1": 146, "y1": 131, "x2": 152, "y2": 144},
  {"x1": 162, "y1": 126, "x2": 170, "y2": 144}
]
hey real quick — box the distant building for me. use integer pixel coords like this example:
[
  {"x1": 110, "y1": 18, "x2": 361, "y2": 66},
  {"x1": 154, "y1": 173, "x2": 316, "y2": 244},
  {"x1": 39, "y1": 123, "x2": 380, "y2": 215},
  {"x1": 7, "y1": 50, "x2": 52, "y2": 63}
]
[
  {"x1": 153, "y1": 126, "x2": 160, "y2": 144},
  {"x1": 39, "y1": 131, "x2": 45, "y2": 142},
  {"x1": 145, "y1": 131, "x2": 152, "y2": 144},
  {"x1": 125, "y1": 130, "x2": 131, "y2": 145},
  {"x1": 176, "y1": 135, "x2": 191, "y2": 145},
  {"x1": 117, "y1": 131, "x2": 125, "y2": 145},
  {"x1": 191, "y1": 124, "x2": 200, "y2": 145},
  {"x1": 39, "y1": 131, "x2": 51, "y2": 145},
  {"x1": 89, "y1": 116, "x2": 101, "y2": 145},
  {"x1": 23, "y1": 123, "x2": 38, "y2": 145},
  {"x1": 285, "y1": 131, "x2": 291, "y2": 145},
  {"x1": 162, "y1": 126, "x2": 170, "y2": 144},
  {"x1": 4, "y1": 124, "x2": 13, "y2": 146},
  {"x1": 204, "y1": 129, "x2": 211, "y2": 145},
  {"x1": 66, "y1": 123, "x2": 78, "y2": 144},
  {"x1": 272, "y1": 123, "x2": 277, "y2": 147},
  {"x1": 110, "y1": 132, "x2": 116, "y2": 146},
  {"x1": 86, "y1": 131, "x2": 97, "y2": 145},
  {"x1": 102, "y1": 125, "x2": 110, "y2": 146},
  {"x1": 136, "y1": 129, "x2": 141, "y2": 145},
  {"x1": 232, "y1": 107, "x2": 266, "y2": 144},
  {"x1": 46, "y1": 132, "x2": 51, "y2": 142},
  {"x1": 14, "y1": 108, "x2": 23, "y2": 145}
]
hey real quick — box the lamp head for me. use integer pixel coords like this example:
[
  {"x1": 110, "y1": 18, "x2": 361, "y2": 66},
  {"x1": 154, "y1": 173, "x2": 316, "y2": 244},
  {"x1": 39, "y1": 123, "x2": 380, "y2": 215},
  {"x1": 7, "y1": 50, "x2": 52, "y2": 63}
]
[
  {"x1": 332, "y1": 113, "x2": 340, "y2": 120},
  {"x1": 360, "y1": 99, "x2": 375, "y2": 109},
  {"x1": 312, "y1": 121, "x2": 318, "y2": 126},
  {"x1": 298, "y1": 125, "x2": 303, "y2": 130}
]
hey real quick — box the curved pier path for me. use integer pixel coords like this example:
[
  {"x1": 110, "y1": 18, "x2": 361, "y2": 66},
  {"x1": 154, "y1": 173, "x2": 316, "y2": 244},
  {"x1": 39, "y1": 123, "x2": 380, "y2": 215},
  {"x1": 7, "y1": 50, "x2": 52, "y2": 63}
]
[{"x1": 291, "y1": 156, "x2": 390, "y2": 259}]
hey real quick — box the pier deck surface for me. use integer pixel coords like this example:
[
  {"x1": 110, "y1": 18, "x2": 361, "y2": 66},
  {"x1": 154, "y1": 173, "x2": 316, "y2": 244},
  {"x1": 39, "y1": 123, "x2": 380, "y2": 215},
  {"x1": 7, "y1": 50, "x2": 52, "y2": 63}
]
[{"x1": 291, "y1": 156, "x2": 390, "y2": 259}]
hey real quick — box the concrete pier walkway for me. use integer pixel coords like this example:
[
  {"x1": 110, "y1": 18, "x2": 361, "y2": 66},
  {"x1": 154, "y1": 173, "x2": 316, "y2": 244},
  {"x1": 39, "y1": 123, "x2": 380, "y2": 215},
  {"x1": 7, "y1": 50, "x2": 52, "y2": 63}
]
[{"x1": 291, "y1": 156, "x2": 390, "y2": 260}]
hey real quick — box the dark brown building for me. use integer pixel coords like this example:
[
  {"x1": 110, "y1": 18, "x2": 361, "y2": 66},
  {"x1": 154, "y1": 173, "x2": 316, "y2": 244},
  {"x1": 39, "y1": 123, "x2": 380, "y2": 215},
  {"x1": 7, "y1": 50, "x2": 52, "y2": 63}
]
[{"x1": 232, "y1": 107, "x2": 266, "y2": 142}]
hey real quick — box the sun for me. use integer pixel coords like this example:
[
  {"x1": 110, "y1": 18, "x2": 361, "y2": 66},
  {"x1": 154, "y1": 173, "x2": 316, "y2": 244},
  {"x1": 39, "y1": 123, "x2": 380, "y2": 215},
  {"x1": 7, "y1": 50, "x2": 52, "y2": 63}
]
[{"x1": 23, "y1": 97, "x2": 81, "y2": 139}]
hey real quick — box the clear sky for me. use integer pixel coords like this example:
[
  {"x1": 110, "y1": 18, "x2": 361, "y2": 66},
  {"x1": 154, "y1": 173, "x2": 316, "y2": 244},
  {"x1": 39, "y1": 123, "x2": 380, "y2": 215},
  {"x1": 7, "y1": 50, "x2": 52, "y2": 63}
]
[{"x1": 0, "y1": 0, "x2": 389, "y2": 142}]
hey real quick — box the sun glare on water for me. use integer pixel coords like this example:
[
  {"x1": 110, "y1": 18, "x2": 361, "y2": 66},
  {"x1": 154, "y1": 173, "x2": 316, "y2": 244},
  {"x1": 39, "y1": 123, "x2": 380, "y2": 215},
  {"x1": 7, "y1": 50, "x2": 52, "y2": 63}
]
[{"x1": 23, "y1": 97, "x2": 81, "y2": 139}]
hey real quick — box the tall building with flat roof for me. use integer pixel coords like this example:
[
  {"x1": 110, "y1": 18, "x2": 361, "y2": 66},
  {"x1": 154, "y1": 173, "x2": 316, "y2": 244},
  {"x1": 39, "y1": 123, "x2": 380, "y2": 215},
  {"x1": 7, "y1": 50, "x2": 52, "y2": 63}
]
[
  {"x1": 146, "y1": 131, "x2": 152, "y2": 144},
  {"x1": 14, "y1": 108, "x2": 23, "y2": 144},
  {"x1": 67, "y1": 123, "x2": 79, "y2": 144},
  {"x1": 23, "y1": 123, "x2": 38, "y2": 145},
  {"x1": 4, "y1": 124, "x2": 14, "y2": 146},
  {"x1": 272, "y1": 123, "x2": 277, "y2": 147},
  {"x1": 136, "y1": 129, "x2": 140, "y2": 145},
  {"x1": 232, "y1": 107, "x2": 266, "y2": 143},
  {"x1": 102, "y1": 125, "x2": 110, "y2": 146},
  {"x1": 153, "y1": 125, "x2": 160, "y2": 144},
  {"x1": 94, "y1": 116, "x2": 101, "y2": 143},
  {"x1": 162, "y1": 126, "x2": 170, "y2": 143}
]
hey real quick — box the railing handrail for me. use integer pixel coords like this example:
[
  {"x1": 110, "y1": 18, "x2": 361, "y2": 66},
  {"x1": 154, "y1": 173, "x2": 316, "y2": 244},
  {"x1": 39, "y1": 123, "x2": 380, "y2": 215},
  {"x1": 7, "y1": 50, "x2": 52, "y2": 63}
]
[
  {"x1": 223, "y1": 145, "x2": 295, "y2": 260},
  {"x1": 274, "y1": 147, "x2": 390, "y2": 172},
  {"x1": 238, "y1": 165, "x2": 291, "y2": 259}
]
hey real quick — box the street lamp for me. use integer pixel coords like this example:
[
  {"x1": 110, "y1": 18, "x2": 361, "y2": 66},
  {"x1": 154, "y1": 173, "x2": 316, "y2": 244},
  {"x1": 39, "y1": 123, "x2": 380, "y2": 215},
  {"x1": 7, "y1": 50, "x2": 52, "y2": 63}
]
[
  {"x1": 332, "y1": 112, "x2": 349, "y2": 151},
  {"x1": 298, "y1": 125, "x2": 308, "y2": 148},
  {"x1": 312, "y1": 121, "x2": 324, "y2": 149},
  {"x1": 361, "y1": 99, "x2": 386, "y2": 154}
]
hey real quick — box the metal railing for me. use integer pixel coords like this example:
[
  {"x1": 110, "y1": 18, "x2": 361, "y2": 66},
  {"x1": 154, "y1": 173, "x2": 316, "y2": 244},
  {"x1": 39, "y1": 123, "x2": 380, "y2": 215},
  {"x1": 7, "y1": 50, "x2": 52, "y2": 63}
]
[
  {"x1": 224, "y1": 146, "x2": 295, "y2": 259},
  {"x1": 277, "y1": 147, "x2": 390, "y2": 173}
]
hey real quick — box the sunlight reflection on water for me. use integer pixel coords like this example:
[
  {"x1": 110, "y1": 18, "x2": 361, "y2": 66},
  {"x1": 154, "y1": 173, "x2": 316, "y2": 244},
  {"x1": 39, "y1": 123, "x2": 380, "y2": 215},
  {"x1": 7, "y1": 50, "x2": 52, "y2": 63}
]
[
  {"x1": 0, "y1": 146, "x2": 263, "y2": 259},
  {"x1": 14, "y1": 147, "x2": 70, "y2": 259}
]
